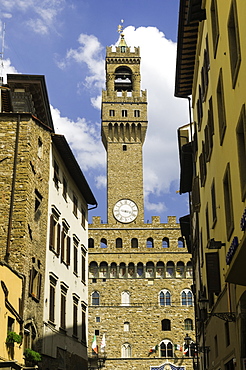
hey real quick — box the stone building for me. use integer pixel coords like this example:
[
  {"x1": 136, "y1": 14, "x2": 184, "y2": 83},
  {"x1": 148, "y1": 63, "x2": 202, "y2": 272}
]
[
  {"x1": 88, "y1": 31, "x2": 195, "y2": 370},
  {"x1": 175, "y1": 0, "x2": 246, "y2": 369},
  {"x1": 0, "y1": 74, "x2": 97, "y2": 369}
]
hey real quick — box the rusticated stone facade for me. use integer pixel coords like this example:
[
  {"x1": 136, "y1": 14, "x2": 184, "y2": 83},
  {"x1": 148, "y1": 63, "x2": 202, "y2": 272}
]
[{"x1": 88, "y1": 35, "x2": 195, "y2": 370}]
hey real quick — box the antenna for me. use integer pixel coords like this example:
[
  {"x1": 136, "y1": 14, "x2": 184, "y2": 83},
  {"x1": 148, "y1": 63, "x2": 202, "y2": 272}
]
[{"x1": 0, "y1": 21, "x2": 6, "y2": 84}]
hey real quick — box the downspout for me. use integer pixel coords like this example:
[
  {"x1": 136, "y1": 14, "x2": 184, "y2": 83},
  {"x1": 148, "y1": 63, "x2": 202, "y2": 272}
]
[{"x1": 6, "y1": 114, "x2": 21, "y2": 262}]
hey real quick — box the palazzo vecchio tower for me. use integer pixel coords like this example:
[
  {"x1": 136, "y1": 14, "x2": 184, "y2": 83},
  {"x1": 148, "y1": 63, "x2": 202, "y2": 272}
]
[{"x1": 88, "y1": 27, "x2": 195, "y2": 370}]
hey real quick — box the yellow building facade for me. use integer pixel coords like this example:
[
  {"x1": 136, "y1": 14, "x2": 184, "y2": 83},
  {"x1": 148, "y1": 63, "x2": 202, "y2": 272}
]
[
  {"x1": 176, "y1": 0, "x2": 246, "y2": 369},
  {"x1": 88, "y1": 32, "x2": 195, "y2": 370}
]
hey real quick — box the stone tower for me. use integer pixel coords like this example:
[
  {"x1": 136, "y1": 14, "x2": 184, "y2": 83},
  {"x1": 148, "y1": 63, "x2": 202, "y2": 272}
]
[{"x1": 88, "y1": 29, "x2": 195, "y2": 370}]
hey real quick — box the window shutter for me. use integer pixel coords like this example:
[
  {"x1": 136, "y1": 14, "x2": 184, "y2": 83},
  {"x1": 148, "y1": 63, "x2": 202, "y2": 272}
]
[
  {"x1": 205, "y1": 252, "x2": 221, "y2": 294},
  {"x1": 82, "y1": 254, "x2": 85, "y2": 283},
  {"x1": 61, "y1": 229, "x2": 65, "y2": 262},
  {"x1": 37, "y1": 273, "x2": 42, "y2": 300},
  {"x1": 67, "y1": 236, "x2": 71, "y2": 265},
  {"x1": 49, "y1": 215, "x2": 54, "y2": 249},
  {"x1": 57, "y1": 223, "x2": 61, "y2": 255},
  {"x1": 29, "y1": 268, "x2": 34, "y2": 295}
]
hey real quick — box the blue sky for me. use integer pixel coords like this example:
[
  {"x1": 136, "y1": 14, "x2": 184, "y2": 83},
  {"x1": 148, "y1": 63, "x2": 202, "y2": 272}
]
[{"x1": 0, "y1": 0, "x2": 189, "y2": 223}]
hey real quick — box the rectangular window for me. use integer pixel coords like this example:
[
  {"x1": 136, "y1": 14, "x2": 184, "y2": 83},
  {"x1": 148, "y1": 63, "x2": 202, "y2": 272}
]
[
  {"x1": 61, "y1": 223, "x2": 71, "y2": 265},
  {"x1": 49, "y1": 277, "x2": 56, "y2": 323},
  {"x1": 211, "y1": 0, "x2": 219, "y2": 57},
  {"x1": 73, "y1": 297, "x2": 78, "y2": 337},
  {"x1": 236, "y1": 104, "x2": 246, "y2": 200},
  {"x1": 49, "y1": 212, "x2": 61, "y2": 255},
  {"x1": 81, "y1": 247, "x2": 86, "y2": 283},
  {"x1": 54, "y1": 160, "x2": 60, "y2": 188},
  {"x1": 199, "y1": 141, "x2": 207, "y2": 187},
  {"x1": 60, "y1": 289, "x2": 66, "y2": 330},
  {"x1": 7, "y1": 317, "x2": 14, "y2": 332},
  {"x1": 228, "y1": 0, "x2": 241, "y2": 87},
  {"x1": 211, "y1": 180, "x2": 217, "y2": 228},
  {"x1": 109, "y1": 109, "x2": 115, "y2": 117},
  {"x1": 34, "y1": 189, "x2": 42, "y2": 221},
  {"x1": 223, "y1": 163, "x2": 234, "y2": 240},
  {"x1": 225, "y1": 321, "x2": 230, "y2": 347},
  {"x1": 81, "y1": 303, "x2": 86, "y2": 344},
  {"x1": 217, "y1": 69, "x2": 226, "y2": 144},
  {"x1": 134, "y1": 110, "x2": 140, "y2": 117},
  {"x1": 73, "y1": 194, "x2": 78, "y2": 217},
  {"x1": 122, "y1": 110, "x2": 127, "y2": 117},
  {"x1": 62, "y1": 176, "x2": 67, "y2": 200},
  {"x1": 29, "y1": 267, "x2": 42, "y2": 301},
  {"x1": 205, "y1": 204, "x2": 210, "y2": 243},
  {"x1": 81, "y1": 207, "x2": 86, "y2": 229},
  {"x1": 73, "y1": 238, "x2": 78, "y2": 275}
]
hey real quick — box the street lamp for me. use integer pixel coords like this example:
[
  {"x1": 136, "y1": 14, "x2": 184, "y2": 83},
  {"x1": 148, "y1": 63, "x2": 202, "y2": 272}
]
[
  {"x1": 183, "y1": 333, "x2": 197, "y2": 370},
  {"x1": 88, "y1": 354, "x2": 106, "y2": 370}
]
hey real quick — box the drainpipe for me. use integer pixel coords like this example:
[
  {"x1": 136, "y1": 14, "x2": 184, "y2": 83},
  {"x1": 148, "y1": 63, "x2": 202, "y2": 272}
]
[{"x1": 6, "y1": 114, "x2": 21, "y2": 262}]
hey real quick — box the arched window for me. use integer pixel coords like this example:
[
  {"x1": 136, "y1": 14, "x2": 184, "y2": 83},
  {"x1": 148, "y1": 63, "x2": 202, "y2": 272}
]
[
  {"x1": 181, "y1": 289, "x2": 193, "y2": 306},
  {"x1": 161, "y1": 319, "x2": 171, "y2": 331},
  {"x1": 176, "y1": 261, "x2": 185, "y2": 277},
  {"x1": 116, "y1": 238, "x2": 122, "y2": 248},
  {"x1": 89, "y1": 262, "x2": 98, "y2": 278},
  {"x1": 178, "y1": 237, "x2": 184, "y2": 248},
  {"x1": 160, "y1": 340, "x2": 173, "y2": 357},
  {"x1": 166, "y1": 261, "x2": 175, "y2": 278},
  {"x1": 92, "y1": 291, "x2": 99, "y2": 306},
  {"x1": 121, "y1": 343, "x2": 131, "y2": 358},
  {"x1": 146, "y1": 237, "x2": 154, "y2": 248},
  {"x1": 100, "y1": 238, "x2": 107, "y2": 248},
  {"x1": 88, "y1": 238, "x2": 94, "y2": 248},
  {"x1": 159, "y1": 290, "x2": 171, "y2": 306},
  {"x1": 146, "y1": 261, "x2": 154, "y2": 278},
  {"x1": 162, "y1": 237, "x2": 169, "y2": 248},
  {"x1": 131, "y1": 238, "x2": 138, "y2": 248},
  {"x1": 121, "y1": 291, "x2": 130, "y2": 306},
  {"x1": 184, "y1": 318, "x2": 193, "y2": 330},
  {"x1": 186, "y1": 261, "x2": 193, "y2": 277},
  {"x1": 124, "y1": 322, "x2": 130, "y2": 332},
  {"x1": 128, "y1": 263, "x2": 135, "y2": 278},
  {"x1": 156, "y1": 261, "x2": 164, "y2": 278},
  {"x1": 119, "y1": 262, "x2": 126, "y2": 278},
  {"x1": 110, "y1": 262, "x2": 117, "y2": 278},
  {"x1": 115, "y1": 66, "x2": 133, "y2": 92},
  {"x1": 99, "y1": 262, "x2": 108, "y2": 278},
  {"x1": 137, "y1": 262, "x2": 144, "y2": 278}
]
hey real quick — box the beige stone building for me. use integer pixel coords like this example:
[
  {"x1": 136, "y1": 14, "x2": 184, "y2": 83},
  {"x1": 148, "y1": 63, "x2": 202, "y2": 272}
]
[{"x1": 88, "y1": 31, "x2": 195, "y2": 370}]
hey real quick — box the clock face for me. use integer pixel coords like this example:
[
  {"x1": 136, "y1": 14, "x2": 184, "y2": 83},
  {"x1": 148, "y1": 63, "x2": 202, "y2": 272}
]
[{"x1": 113, "y1": 199, "x2": 138, "y2": 223}]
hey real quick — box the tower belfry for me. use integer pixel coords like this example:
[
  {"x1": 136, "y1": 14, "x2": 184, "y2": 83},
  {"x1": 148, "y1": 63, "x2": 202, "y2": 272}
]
[{"x1": 101, "y1": 30, "x2": 147, "y2": 224}]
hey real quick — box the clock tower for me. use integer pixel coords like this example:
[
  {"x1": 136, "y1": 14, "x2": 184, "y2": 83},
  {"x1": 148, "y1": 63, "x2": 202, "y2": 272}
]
[{"x1": 101, "y1": 31, "x2": 147, "y2": 224}]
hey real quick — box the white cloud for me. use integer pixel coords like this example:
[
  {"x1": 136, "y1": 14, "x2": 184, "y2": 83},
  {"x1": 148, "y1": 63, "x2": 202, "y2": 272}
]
[
  {"x1": 1, "y1": 0, "x2": 65, "y2": 35},
  {"x1": 95, "y1": 175, "x2": 107, "y2": 189},
  {"x1": 50, "y1": 105, "x2": 105, "y2": 172},
  {"x1": 0, "y1": 59, "x2": 18, "y2": 83}
]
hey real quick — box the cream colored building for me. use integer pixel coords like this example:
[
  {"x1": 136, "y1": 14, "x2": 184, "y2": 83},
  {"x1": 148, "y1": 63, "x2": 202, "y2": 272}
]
[
  {"x1": 175, "y1": 0, "x2": 246, "y2": 369},
  {"x1": 88, "y1": 32, "x2": 195, "y2": 370}
]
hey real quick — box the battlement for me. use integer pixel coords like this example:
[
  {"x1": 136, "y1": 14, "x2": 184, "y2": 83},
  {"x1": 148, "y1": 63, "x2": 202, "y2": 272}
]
[
  {"x1": 106, "y1": 46, "x2": 140, "y2": 57},
  {"x1": 102, "y1": 89, "x2": 147, "y2": 102}
]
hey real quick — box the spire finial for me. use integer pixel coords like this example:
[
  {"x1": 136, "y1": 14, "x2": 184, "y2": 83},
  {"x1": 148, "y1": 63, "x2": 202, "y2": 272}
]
[{"x1": 117, "y1": 19, "x2": 124, "y2": 35}]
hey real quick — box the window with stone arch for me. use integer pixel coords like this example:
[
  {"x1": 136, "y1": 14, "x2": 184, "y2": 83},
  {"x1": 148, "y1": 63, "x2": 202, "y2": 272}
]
[
  {"x1": 110, "y1": 262, "x2": 117, "y2": 278},
  {"x1": 99, "y1": 262, "x2": 108, "y2": 278},
  {"x1": 178, "y1": 237, "x2": 185, "y2": 248},
  {"x1": 100, "y1": 238, "x2": 107, "y2": 248},
  {"x1": 146, "y1": 261, "x2": 154, "y2": 278},
  {"x1": 128, "y1": 263, "x2": 135, "y2": 278},
  {"x1": 186, "y1": 261, "x2": 193, "y2": 277},
  {"x1": 88, "y1": 238, "x2": 94, "y2": 248},
  {"x1": 181, "y1": 289, "x2": 193, "y2": 306},
  {"x1": 161, "y1": 319, "x2": 171, "y2": 331},
  {"x1": 162, "y1": 237, "x2": 169, "y2": 248},
  {"x1": 124, "y1": 322, "x2": 130, "y2": 332},
  {"x1": 159, "y1": 289, "x2": 171, "y2": 306},
  {"x1": 156, "y1": 261, "x2": 164, "y2": 278},
  {"x1": 184, "y1": 318, "x2": 193, "y2": 331},
  {"x1": 119, "y1": 262, "x2": 126, "y2": 278},
  {"x1": 137, "y1": 262, "x2": 144, "y2": 278},
  {"x1": 146, "y1": 237, "x2": 154, "y2": 248},
  {"x1": 89, "y1": 261, "x2": 98, "y2": 278},
  {"x1": 92, "y1": 291, "x2": 100, "y2": 306},
  {"x1": 121, "y1": 291, "x2": 130, "y2": 306},
  {"x1": 121, "y1": 343, "x2": 131, "y2": 358},
  {"x1": 160, "y1": 340, "x2": 173, "y2": 357},
  {"x1": 176, "y1": 261, "x2": 185, "y2": 278},
  {"x1": 131, "y1": 238, "x2": 138, "y2": 248},
  {"x1": 166, "y1": 261, "x2": 175, "y2": 278},
  {"x1": 116, "y1": 238, "x2": 122, "y2": 248}
]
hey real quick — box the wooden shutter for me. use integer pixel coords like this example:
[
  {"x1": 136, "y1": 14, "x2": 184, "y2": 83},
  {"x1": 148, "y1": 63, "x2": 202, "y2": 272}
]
[
  {"x1": 61, "y1": 229, "x2": 65, "y2": 262},
  {"x1": 57, "y1": 223, "x2": 61, "y2": 255},
  {"x1": 49, "y1": 214, "x2": 54, "y2": 250},
  {"x1": 206, "y1": 252, "x2": 221, "y2": 294},
  {"x1": 67, "y1": 236, "x2": 71, "y2": 265}
]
